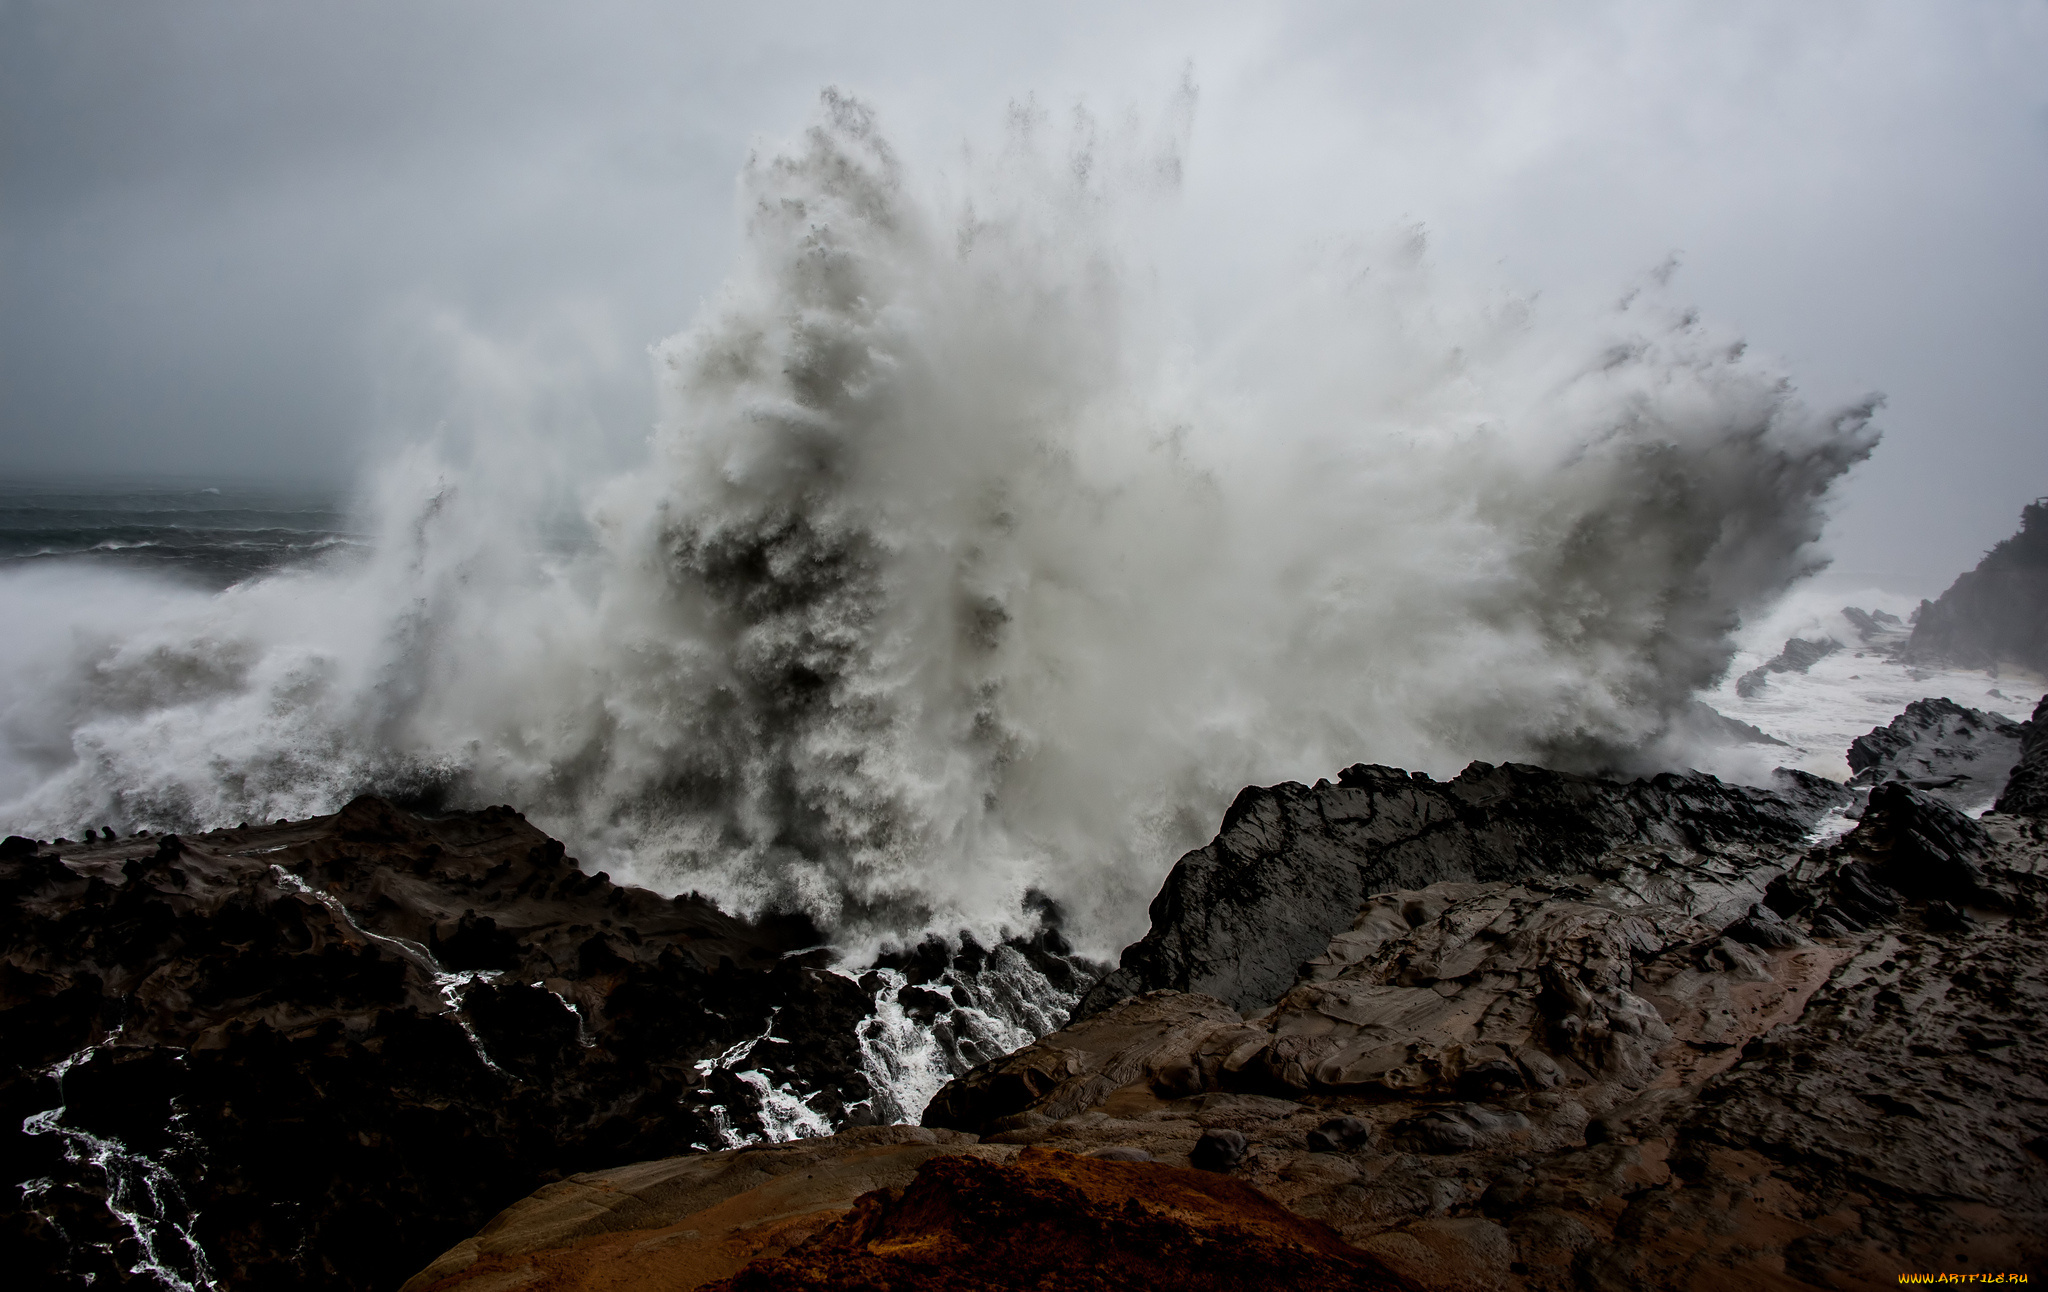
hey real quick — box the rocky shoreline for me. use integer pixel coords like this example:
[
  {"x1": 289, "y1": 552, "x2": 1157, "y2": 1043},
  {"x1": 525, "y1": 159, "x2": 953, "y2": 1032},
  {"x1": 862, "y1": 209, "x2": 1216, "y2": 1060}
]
[
  {"x1": 7, "y1": 698, "x2": 2047, "y2": 1289},
  {"x1": 392, "y1": 696, "x2": 2045, "y2": 1291},
  {"x1": 0, "y1": 798, "x2": 1086, "y2": 1289}
]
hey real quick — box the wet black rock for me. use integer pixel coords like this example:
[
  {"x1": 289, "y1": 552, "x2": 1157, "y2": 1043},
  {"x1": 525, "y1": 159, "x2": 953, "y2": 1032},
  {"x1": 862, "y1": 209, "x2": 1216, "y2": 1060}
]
[
  {"x1": 1995, "y1": 695, "x2": 2048, "y2": 816},
  {"x1": 1909, "y1": 497, "x2": 2048, "y2": 675},
  {"x1": 855, "y1": 927, "x2": 1105, "y2": 1115},
  {"x1": 1862, "y1": 781, "x2": 1996, "y2": 903},
  {"x1": 1723, "y1": 902, "x2": 1806, "y2": 949},
  {"x1": 1305, "y1": 1116, "x2": 1374, "y2": 1153},
  {"x1": 1189, "y1": 1128, "x2": 1248, "y2": 1172},
  {"x1": 1847, "y1": 696, "x2": 2025, "y2": 809},
  {"x1": 1765, "y1": 781, "x2": 2001, "y2": 940},
  {"x1": 0, "y1": 797, "x2": 876, "y2": 1292},
  {"x1": 1076, "y1": 761, "x2": 1847, "y2": 1017}
]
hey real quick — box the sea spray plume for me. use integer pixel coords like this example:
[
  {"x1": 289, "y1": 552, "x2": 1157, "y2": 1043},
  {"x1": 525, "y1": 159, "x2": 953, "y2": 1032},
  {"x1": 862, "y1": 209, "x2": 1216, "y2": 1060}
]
[
  {"x1": 0, "y1": 90, "x2": 1878, "y2": 958},
  {"x1": 568, "y1": 90, "x2": 1188, "y2": 935},
  {"x1": 544, "y1": 91, "x2": 1881, "y2": 945},
  {"x1": 1195, "y1": 237, "x2": 1881, "y2": 775},
  {"x1": 0, "y1": 312, "x2": 615, "y2": 831}
]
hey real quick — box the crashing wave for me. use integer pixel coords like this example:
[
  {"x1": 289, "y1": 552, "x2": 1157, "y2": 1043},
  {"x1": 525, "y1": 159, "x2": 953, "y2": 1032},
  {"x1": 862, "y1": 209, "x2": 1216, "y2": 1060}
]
[{"x1": 0, "y1": 90, "x2": 1876, "y2": 960}]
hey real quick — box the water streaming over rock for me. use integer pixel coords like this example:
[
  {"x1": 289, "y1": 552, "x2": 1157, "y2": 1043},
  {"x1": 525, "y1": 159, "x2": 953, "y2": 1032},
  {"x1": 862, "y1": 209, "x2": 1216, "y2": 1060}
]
[{"x1": 20, "y1": 1050, "x2": 218, "y2": 1291}]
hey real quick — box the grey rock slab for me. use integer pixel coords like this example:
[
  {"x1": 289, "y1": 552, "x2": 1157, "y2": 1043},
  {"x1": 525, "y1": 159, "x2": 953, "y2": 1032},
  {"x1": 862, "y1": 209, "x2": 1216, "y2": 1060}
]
[
  {"x1": 1078, "y1": 760, "x2": 1844, "y2": 1017},
  {"x1": 1847, "y1": 696, "x2": 2025, "y2": 809}
]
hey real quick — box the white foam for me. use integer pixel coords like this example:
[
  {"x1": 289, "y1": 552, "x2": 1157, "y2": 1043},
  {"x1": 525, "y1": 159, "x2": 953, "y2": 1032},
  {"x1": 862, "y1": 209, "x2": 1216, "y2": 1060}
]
[
  {"x1": 855, "y1": 946, "x2": 1080, "y2": 1123},
  {"x1": 691, "y1": 1010, "x2": 834, "y2": 1145},
  {"x1": 1690, "y1": 582, "x2": 2044, "y2": 787}
]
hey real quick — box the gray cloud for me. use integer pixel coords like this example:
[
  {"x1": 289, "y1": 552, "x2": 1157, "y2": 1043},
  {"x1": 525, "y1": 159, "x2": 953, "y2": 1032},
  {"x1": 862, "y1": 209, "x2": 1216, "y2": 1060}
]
[{"x1": 2, "y1": 0, "x2": 2043, "y2": 590}]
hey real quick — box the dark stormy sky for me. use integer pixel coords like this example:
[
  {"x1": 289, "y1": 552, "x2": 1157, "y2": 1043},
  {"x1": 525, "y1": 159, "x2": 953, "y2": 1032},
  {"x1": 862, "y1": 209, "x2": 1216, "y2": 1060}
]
[{"x1": 3, "y1": 1, "x2": 2044, "y2": 593}]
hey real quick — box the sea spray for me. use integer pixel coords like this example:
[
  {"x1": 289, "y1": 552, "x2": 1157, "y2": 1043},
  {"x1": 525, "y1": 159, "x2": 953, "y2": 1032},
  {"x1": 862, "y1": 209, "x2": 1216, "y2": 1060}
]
[{"x1": 0, "y1": 91, "x2": 1877, "y2": 966}]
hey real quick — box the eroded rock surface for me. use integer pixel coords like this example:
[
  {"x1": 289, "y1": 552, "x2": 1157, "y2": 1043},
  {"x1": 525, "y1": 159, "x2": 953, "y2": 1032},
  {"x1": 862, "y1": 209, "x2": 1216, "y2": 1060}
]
[
  {"x1": 1845, "y1": 696, "x2": 2024, "y2": 809},
  {"x1": 0, "y1": 797, "x2": 875, "y2": 1292},
  {"x1": 915, "y1": 776, "x2": 2048, "y2": 1288},
  {"x1": 1076, "y1": 761, "x2": 1846, "y2": 1017}
]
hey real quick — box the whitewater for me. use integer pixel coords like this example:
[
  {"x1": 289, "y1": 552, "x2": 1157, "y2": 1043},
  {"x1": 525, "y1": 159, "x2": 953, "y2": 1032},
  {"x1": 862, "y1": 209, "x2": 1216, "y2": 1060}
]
[{"x1": 0, "y1": 91, "x2": 1893, "y2": 966}]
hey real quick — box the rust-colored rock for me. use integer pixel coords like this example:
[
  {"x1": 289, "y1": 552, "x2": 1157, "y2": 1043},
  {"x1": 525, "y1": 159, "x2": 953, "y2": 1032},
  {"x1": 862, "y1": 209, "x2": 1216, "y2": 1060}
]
[
  {"x1": 402, "y1": 1126, "x2": 994, "y2": 1292},
  {"x1": 703, "y1": 1146, "x2": 1414, "y2": 1292}
]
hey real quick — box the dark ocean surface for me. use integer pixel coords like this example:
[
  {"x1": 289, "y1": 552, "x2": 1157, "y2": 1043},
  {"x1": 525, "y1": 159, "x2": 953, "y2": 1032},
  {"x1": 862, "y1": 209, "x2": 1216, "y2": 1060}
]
[{"x1": 0, "y1": 481, "x2": 360, "y2": 589}]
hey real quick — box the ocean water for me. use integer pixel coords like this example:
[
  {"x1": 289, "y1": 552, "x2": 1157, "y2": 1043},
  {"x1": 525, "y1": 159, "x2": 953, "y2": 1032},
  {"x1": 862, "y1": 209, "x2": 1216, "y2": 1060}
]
[
  {"x1": 0, "y1": 483, "x2": 359, "y2": 590},
  {"x1": 1701, "y1": 580, "x2": 2044, "y2": 798}
]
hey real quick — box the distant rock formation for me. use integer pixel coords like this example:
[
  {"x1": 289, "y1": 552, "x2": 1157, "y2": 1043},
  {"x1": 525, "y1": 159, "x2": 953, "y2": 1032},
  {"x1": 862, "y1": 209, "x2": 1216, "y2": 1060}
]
[
  {"x1": 1733, "y1": 635, "x2": 1842, "y2": 697},
  {"x1": 1909, "y1": 496, "x2": 2048, "y2": 674},
  {"x1": 1840, "y1": 604, "x2": 1908, "y2": 645},
  {"x1": 1671, "y1": 699, "x2": 1788, "y2": 748},
  {"x1": 1846, "y1": 696, "x2": 2026, "y2": 809}
]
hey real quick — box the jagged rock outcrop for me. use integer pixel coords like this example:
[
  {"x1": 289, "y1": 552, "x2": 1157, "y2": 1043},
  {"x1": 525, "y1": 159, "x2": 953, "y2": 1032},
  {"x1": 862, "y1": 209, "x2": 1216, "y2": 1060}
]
[
  {"x1": 1734, "y1": 635, "x2": 1842, "y2": 697},
  {"x1": 1765, "y1": 782, "x2": 2002, "y2": 934},
  {"x1": 411, "y1": 707, "x2": 2048, "y2": 1290},
  {"x1": 1997, "y1": 695, "x2": 2048, "y2": 816},
  {"x1": 1839, "y1": 605, "x2": 1908, "y2": 645},
  {"x1": 1909, "y1": 497, "x2": 2048, "y2": 674},
  {"x1": 912, "y1": 777, "x2": 2048, "y2": 1287},
  {"x1": 1845, "y1": 696, "x2": 2026, "y2": 809},
  {"x1": 1075, "y1": 761, "x2": 1847, "y2": 1018},
  {"x1": 0, "y1": 797, "x2": 876, "y2": 1292}
]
